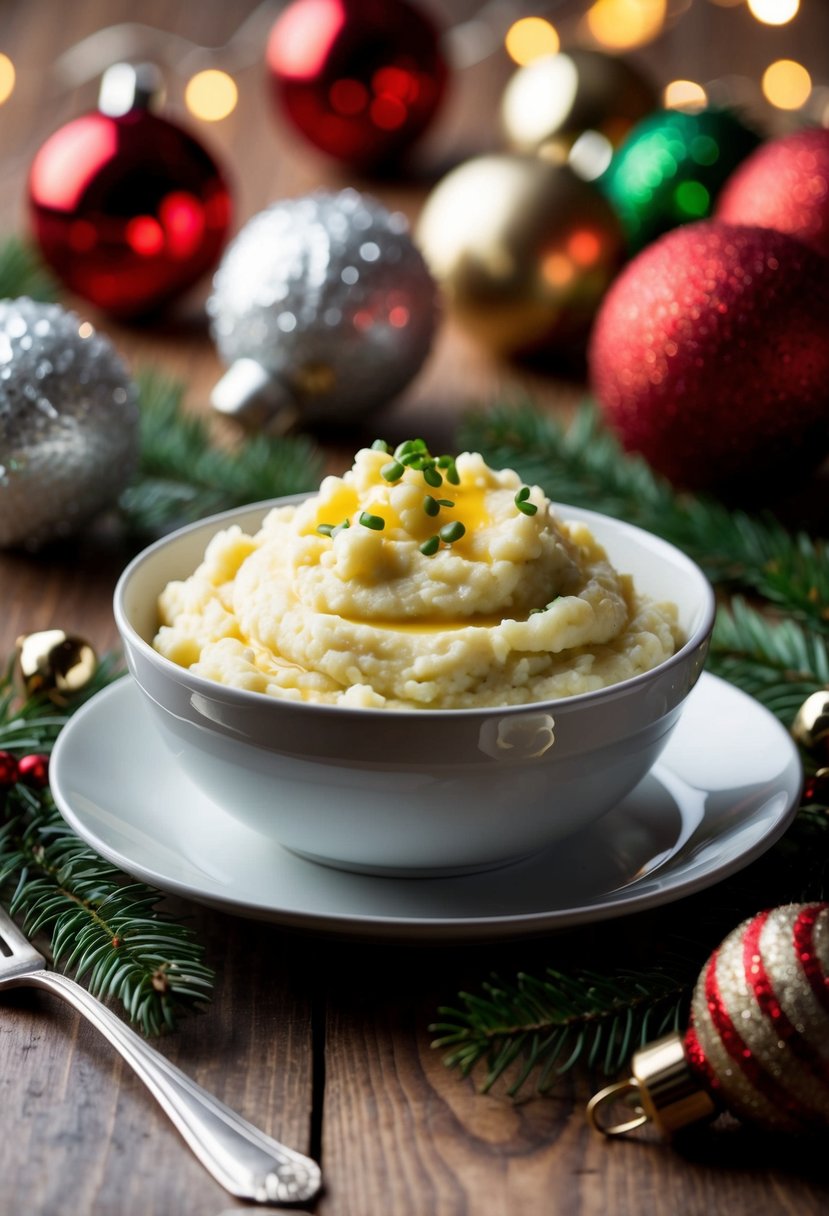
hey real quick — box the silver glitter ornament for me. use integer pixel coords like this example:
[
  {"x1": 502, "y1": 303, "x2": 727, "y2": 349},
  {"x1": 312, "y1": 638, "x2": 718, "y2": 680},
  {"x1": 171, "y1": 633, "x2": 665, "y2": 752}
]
[
  {"x1": 0, "y1": 298, "x2": 139, "y2": 549},
  {"x1": 208, "y1": 189, "x2": 437, "y2": 431}
]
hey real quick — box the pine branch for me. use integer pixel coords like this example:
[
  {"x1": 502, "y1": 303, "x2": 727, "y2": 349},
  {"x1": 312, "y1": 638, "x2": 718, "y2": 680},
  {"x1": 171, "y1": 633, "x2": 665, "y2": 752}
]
[
  {"x1": 459, "y1": 401, "x2": 829, "y2": 632},
  {"x1": 708, "y1": 598, "x2": 829, "y2": 727},
  {"x1": 118, "y1": 370, "x2": 324, "y2": 538},
  {"x1": 0, "y1": 237, "x2": 57, "y2": 302},
  {"x1": 431, "y1": 966, "x2": 690, "y2": 1096},
  {"x1": 0, "y1": 661, "x2": 214, "y2": 1035}
]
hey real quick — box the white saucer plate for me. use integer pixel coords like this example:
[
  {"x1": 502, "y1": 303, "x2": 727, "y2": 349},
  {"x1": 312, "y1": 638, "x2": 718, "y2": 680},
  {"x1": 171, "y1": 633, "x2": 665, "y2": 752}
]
[{"x1": 50, "y1": 673, "x2": 802, "y2": 941}]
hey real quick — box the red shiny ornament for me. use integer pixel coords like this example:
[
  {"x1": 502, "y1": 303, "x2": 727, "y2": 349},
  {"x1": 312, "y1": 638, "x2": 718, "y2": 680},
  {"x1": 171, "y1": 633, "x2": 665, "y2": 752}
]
[
  {"x1": 0, "y1": 750, "x2": 19, "y2": 788},
  {"x1": 588, "y1": 221, "x2": 829, "y2": 494},
  {"x1": 16, "y1": 753, "x2": 50, "y2": 790},
  {"x1": 716, "y1": 128, "x2": 829, "y2": 261},
  {"x1": 28, "y1": 109, "x2": 232, "y2": 318},
  {"x1": 266, "y1": 0, "x2": 448, "y2": 170}
]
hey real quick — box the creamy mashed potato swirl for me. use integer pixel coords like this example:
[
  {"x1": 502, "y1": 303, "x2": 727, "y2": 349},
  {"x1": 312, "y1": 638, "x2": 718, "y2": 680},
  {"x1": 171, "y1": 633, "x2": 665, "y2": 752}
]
[{"x1": 153, "y1": 445, "x2": 680, "y2": 708}]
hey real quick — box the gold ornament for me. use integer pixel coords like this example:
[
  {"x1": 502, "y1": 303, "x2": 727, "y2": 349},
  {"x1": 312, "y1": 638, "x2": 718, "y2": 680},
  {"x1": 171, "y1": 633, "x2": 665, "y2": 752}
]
[
  {"x1": 501, "y1": 48, "x2": 657, "y2": 164},
  {"x1": 16, "y1": 630, "x2": 98, "y2": 702},
  {"x1": 792, "y1": 691, "x2": 829, "y2": 754},
  {"x1": 416, "y1": 154, "x2": 624, "y2": 356}
]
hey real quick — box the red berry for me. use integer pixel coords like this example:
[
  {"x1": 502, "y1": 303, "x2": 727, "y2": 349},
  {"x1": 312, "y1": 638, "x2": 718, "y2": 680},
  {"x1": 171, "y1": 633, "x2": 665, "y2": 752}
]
[
  {"x1": 17, "y1": 753, "x2": 50, "y2": 790},
  {"x1": 0, "y1": 750, "x2": 19, "y2": 788}
]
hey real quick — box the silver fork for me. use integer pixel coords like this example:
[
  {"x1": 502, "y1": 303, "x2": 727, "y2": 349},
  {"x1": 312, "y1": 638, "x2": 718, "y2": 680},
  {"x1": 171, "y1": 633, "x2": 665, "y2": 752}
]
[{"x1": 0, "y1": 904, "x2": 321, "y2": 1206}]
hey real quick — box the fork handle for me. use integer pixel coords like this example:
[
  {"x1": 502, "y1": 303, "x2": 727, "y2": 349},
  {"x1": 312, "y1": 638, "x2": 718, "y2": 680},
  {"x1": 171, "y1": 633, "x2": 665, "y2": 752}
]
[{"x1": 1, "y1": 971, "x2": 320, "y2": 1205}]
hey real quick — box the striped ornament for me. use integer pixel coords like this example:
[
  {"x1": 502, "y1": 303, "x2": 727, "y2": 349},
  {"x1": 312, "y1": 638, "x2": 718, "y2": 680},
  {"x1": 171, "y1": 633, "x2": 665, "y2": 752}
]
[{"x1": 685, "y1": 903, "x2": 829, "y2": 1134}]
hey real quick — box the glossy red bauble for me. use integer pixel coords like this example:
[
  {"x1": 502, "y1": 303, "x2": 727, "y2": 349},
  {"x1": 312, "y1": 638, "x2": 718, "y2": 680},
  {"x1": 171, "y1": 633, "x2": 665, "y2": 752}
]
[
  {"x1": 0, "y1": 750, "x2": 19, "y2": 788},
  {"x1": 588, "y1": 221, "x2": 829, "y2": 495},
  {"x1": 28, "y1": 109, "x2": 232, "y2": 318},
  {"x1": 17, "y1": 753, "x2": 50, "y2": 791},
  {"x1": 716, "y1": 127, "x2": 829, "y2": 260},
  {"x1": 266, "y1": 0, "x2": 448, "y2": 170}
]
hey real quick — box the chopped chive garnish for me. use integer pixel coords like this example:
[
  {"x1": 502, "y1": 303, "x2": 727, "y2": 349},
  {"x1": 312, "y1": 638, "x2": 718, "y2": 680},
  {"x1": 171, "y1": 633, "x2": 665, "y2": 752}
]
[
  {"x1": 420, "y1": 535, "x2": 440, "y2": 556},
  {"x1": 439, "y1": 521, "x2": 465, "y2": 544},
  {"x1": 438, "y1": 498, "x2": 455, "y2": 508},
  {"x1": 371, "y1": 439, "x2": 390, "y2": 452},
  {"x1": 318, "y1": 518, "x2": 351, "y2": 537},
  {"x1": 423, "y1": 465, "x2": 443, "y2": 487},
  {"x1": 359, "y1": 511, "x2": 385, "y2": 531},
  {"x1": 515, "y1": 486, "x2": 537, "y2": 515},
  {"x1": 381, "y1": 460, "x2": 405, "y2": 482},
  {"x1": 395, "y1": 438, "x2": 426, "y2": 458},
  {"x1": 423, "y1": 495, "x2": 440, "y2": 517}
]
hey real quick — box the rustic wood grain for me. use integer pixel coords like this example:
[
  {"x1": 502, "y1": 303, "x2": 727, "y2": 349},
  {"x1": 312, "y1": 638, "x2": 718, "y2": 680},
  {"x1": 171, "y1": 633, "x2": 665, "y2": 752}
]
[{"x1": 3, "y1": 2, "x2": 829, "y2": 1215}]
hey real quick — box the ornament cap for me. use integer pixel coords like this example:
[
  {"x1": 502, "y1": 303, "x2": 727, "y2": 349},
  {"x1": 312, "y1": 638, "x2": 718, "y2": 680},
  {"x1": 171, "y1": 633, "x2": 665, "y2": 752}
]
[
  {"x1": 98, "y1": 62, "x2": 164, "y2": 117},
  {"x1": 586, "y1": 1032, "x2": 716, "y2": 1140},
  {"x1": 211, "y1": 359, "x2": 299, "y2": 434}
]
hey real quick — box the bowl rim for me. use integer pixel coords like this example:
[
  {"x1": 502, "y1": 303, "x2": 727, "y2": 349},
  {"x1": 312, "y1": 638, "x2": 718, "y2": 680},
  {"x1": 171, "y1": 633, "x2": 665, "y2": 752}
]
[{"x1": 113, "y1": 494, "x2": 716, "y2": 722}]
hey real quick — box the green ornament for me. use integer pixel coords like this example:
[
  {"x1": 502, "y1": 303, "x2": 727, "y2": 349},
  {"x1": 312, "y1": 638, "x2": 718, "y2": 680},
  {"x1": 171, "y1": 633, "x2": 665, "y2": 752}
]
[{"x1": 598, "y1": 108, "x2": 761, "y2": 252}]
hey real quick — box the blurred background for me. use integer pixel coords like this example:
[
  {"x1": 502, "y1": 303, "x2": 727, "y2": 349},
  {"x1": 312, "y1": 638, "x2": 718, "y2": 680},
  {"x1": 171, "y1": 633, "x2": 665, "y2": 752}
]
[{"x1": 0, "y1": 0, "x2": 827, "y2": 506}]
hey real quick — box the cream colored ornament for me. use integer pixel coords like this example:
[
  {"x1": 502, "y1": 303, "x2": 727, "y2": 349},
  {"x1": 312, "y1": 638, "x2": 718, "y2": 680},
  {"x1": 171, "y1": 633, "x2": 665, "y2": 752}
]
[{"x1": 501, "y1": 48, "x2": 657, "y2": 164}]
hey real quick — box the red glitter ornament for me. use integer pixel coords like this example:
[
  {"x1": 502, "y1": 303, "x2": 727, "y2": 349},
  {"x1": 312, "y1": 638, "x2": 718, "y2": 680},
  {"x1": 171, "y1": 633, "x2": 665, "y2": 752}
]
[
  {"x1": 17, "y1": 753, "x2": 50, "y2": 790},
  {"x1": 28, "y1": 104, "x2": 232, "y2": 318},
  {"x1": 266, "y1": 0, "x2": 448, "y2": 170},
  {"x1": 588, "y1": 221, "x2": 829, "y2": 495},
  {"x1": 0, "y1": 750, "x2": 19, "y2": 788},
  {"x1": 716, "y1": 128, "x2": 829, "y2": 261}
]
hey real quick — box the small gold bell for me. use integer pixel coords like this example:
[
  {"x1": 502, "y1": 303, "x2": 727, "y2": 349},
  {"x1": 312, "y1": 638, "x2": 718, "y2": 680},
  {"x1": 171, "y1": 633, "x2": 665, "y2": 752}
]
[
  {"x1": 791, "y1": 691, "x2": 829, "y2": 754},
  {"x1": 16, "y1": 630, "x2": 98, "y2": 703},
  {"x1": 586, "y1": 1033, "x2": 717, "y2": 1140}
]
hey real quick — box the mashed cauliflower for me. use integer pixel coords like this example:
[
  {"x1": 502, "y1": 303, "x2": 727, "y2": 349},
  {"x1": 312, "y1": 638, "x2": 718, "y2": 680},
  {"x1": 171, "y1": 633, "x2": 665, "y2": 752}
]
[{"x1": 153, "y1": 442, "x2": 680, "y2": 709}]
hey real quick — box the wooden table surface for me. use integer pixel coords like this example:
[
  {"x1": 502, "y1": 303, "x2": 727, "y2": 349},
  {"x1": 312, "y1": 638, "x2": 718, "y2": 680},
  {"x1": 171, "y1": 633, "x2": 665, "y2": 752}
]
[{"x1": 2, "y1": 3, "x2": 829, "y2": 1213}]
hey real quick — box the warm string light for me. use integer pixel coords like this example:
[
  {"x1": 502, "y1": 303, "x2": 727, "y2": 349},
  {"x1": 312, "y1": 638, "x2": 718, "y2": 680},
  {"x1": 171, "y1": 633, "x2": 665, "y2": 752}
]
[
  {"x1": 747, "y1": 0, "x2": 800, "y2": 25},
  {"x1": 664, "y1": 80, "x2": 708, "y2": 110},
  {"x1": 585, "y1": 0, "x2": 667, "y2": 49},
  {"x1": 504, "y1": 17, "x2": 559, "y2": 66},
  {"x1": 762, "y1": 58, "x2": 812, "y2": 109},
  {"x1": 184, "y1": 69, "x2": 238, "y2": 121},
  {"x1": 0, "y1": 53, "x2": 15, "y2": 105}
]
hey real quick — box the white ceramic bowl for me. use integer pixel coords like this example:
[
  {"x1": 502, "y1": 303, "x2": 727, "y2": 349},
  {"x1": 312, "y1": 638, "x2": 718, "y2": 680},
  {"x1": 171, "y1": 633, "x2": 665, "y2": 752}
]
[{"x1": 114, "y1": 497, "x2": 715, "y2": 877}]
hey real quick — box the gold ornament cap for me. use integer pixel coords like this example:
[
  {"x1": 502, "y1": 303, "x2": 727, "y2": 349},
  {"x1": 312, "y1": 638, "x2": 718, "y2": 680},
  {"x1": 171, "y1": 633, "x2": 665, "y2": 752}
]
[
  {"x1": 16, "y1": 630, "x2": 98, "y2": 702},
  {"x1": 791, "y1": 690, "x2": 829, "y2": 752},
  {"x1": 586, "y1": 1033, "x2": 716, "y2": 1139}
]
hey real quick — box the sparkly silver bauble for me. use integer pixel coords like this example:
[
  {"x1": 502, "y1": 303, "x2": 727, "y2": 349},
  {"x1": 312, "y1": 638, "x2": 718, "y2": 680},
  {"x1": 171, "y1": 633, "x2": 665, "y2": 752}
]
[
  {"x1": 208, "y1": 189, "x2": 437, "y2": 431},
  {"x1": 0, "y1": 298, "x2": 139, "y2": 549}
]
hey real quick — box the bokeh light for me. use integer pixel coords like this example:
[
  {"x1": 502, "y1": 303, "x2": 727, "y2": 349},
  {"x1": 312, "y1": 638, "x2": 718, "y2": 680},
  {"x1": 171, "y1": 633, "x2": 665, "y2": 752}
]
[
  {"x1": 762, "y1": 59, "x2": 812, "y2": 110},
  {"x1": 747, "y1": 0, "x2": 800, "y2": 25},
  {"x1": 586, "y1": 0, "x2": 667, "y2": 49},
  {"x1": 0, "y1": 54, "x2": 15, "y2": 105},
  {"x1": 505, "y1": 17, "x2": 560, "y2": 66},
  {"x1": 184, "y1": 69, "x2": 238, "y2": 122},
  {"x1": 664, "y1": 80, "x2": 708, "y2": 110}
]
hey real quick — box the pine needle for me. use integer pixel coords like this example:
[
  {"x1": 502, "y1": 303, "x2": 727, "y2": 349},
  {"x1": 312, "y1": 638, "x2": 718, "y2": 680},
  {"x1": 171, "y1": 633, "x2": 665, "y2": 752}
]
[
  {"x1": 0, "y1": 660, "x2": 214, "y2": 1036},
  {"x1": 118, "y1": 370, "x2": 324, "y2": 538},
  {"x1": 0, "y1": 237, "x2": 57, "y2": 302}
]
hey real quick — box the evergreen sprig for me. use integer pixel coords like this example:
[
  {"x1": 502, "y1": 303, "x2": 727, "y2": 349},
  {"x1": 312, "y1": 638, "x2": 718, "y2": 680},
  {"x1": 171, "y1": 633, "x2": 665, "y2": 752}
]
[
  {"x1": 120, "y1": 371, "x2": 323, "y2": 538},
  {"x1": 0, "y1": 237, "x2": 57, "y2": 302},
  {"x1": 459, "y1": 401, "x2": 829, "y2": 631},
  {"x1": 432, "y1": 967, "x2": 689, "y2": 1096},
  {"x1": 0, "y1": 661, "x2": 214, "y2": 1035}
]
